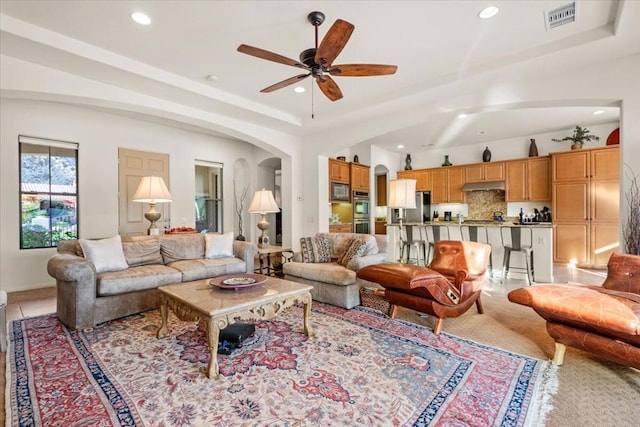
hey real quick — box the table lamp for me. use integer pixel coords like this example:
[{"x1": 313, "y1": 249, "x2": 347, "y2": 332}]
[
  {"x1": 248, "y1": 188, "x2": 280, "y2": 247},
  {"x1": 132, "y1": 176, "x2": 173, "y2": 235},
  {"x1": 388, "y1": 179, "x2": 417, "y2": 261}
]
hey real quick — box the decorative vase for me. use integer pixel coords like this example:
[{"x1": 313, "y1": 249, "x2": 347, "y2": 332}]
[
  {"x1": 404, "y1": 154, "x2": 413, "y2": 170},
  {"x1": 571, "y1": 143, "x2": 582, "y2": 150},
  {"x1": 482, "y1": 147, "x2": 491, "y2": 162},
  {"x1": 353, "y1": 154, "x2": 359, "y2": 163},
  {"x1": 442, "y1": 155, "x2": 452, "y2": 167},
  {"x1": 528, "y1": 139, "x2": 539, "y2": 157}
]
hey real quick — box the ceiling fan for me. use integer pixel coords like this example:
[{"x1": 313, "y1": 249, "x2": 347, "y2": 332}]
[{"x1": 237, "y1": 11, "x2": 398, "y2": 102}]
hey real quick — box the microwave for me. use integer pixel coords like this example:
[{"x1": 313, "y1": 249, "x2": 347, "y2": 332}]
[{"x1": 331, "y1": 182, "x2": 350, "y2": 202}]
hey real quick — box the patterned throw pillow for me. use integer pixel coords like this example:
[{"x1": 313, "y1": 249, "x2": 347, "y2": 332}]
[
  {"x1": 300, "y1": 236, "x2": 331, "y2": 263},
  {"x1": 337, "y1": 239, "x2": 368, "y2": 267}
]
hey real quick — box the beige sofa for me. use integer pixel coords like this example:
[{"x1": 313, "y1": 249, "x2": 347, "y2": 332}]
[
  {"x1": 47, "y1": 233, "x2": 257, "y2": 330},
  {"x1": 283, "y1": 233, "x2": 389, "y2": 309}
]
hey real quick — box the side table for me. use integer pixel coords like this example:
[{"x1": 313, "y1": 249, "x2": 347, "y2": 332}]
[{"x1": 255, "y1": 245, "x2": 292, "y2": 277}]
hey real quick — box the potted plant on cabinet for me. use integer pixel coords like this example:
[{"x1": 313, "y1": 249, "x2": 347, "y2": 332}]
[{"x1": 552, "y1": 125, "x2": 600, "y2": 150}]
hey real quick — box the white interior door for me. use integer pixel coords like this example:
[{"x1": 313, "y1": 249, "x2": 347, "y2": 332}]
[{"x1": 118, "y1": 148, "x2": 170, "y2": 236}]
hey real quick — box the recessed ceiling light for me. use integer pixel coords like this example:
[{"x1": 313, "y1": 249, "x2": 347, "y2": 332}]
[
  {"x1": 478, "y1": 6, "x2": 499, "y2": 19},
  {"x1": 477, "y1": 131, "x2": 485, "y2": 135},
  {"x1": 458, "y1": 113, "x2": 468, "y2": 119},
  {"x1": 397, "y1": 144, "x2": 404, "y2": 149},
  {"x1": 294, "y1": 86, "x2": 305, "y2": 93},
  {"x1": 130, "y1": 12, "x2": 151, "y2": 25},
  {"x1": 206, "y1": 75, "x2": 218, "y2": 81},
  {"x1": 593, "y1": 110, "x2": 605, "y2": 115}
]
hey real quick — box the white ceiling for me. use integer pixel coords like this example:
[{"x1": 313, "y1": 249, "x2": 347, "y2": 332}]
[{"x1": 1, "y1": 1, "x2": 635, "y2": 153}]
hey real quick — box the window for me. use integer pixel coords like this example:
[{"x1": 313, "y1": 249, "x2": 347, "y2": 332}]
[
  {"x1": 195, "y1": 161, "x2": 223, "y2": 233},
  {"x1": 19, "y1": 136, "x2": 79, "y2": 249}
]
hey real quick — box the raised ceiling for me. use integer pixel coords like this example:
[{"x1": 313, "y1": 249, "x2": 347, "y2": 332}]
[{"x1": 1, "y1": 1, "x2": 636, "y2": 153}]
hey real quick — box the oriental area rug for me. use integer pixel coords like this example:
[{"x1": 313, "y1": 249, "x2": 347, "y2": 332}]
[{"x1": 6, "y1": 303, "x2": 556, "y2": 426}]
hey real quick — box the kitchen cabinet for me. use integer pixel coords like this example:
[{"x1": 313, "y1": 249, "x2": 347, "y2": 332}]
[
  {"x1": 329, "y1": 158, "x2": 350, "y2": 183},
  {"x1": 552, "y1": 146, "x2": 619, "y2": 267},
  {"x1": 397, "y1": 170, "x2": 415, "y2": 180},
  {"x1": 528, "y1": 157, "x2": 552, "y2": 201},
  {"x1": 350, "y1": 163, "x2": 370, "y2": 192},
  {"x1": 505, "y1": 157, "x2": 551, "y2": 202},
  {"x1": 431, "y1": 166, "x2": 465, "y2": 203},
  {"x1": 375, "y1": 221, "x2": 387, "y2": 235},
  {"x1": 397, "y1": 169, "x2": 430, "y2": 191},
  {"x1": 376, "y1": 174, "x2": 387, "y2": 206},
  {"x1": 415, "y1": 170, "x2": 430, "y2": 191},
  {"x1": 329, "y1": 223, "x2": 352, "y2": 233},
  {"x1": 464, "y1": 162, "x2": 504, "y2": 183}
]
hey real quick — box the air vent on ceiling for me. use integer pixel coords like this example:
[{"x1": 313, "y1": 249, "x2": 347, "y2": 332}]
[{"x1": 545, "y1": 1, "x2": 576, "y2": 31}]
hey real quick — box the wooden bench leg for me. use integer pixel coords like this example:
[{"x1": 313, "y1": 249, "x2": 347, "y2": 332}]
[
  {"x1": 433, "y1": 317, "x2": 444, "y2": 335},
  {"x1": 475, "y1": 296, "x2": 484, "y2": 314},
  {"x1": 553, "y1": 342, "x2": 567, "y2": 365},
  {"x1": 388, "y1": 304, "x2": 398, "y2": 319}
]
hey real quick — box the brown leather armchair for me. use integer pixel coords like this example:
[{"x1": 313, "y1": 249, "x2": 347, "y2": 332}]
[
  {"x1": 508, "y1": 253, "x2": 640, "y2": 368},
  {"x1": 357, "y1": 240, "x2": 491, "y2": 335}
]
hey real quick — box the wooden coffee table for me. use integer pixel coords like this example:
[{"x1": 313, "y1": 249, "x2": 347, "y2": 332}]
[{"x1": 156, "y1": 276, "x2": 313, "y2": 379}]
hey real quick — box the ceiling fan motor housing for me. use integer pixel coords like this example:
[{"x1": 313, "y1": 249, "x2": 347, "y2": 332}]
[{"x1": 307, "y1": 11, "x2": 325, "y2": 26}]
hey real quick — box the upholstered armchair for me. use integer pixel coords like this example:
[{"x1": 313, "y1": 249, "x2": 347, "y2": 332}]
[
  {"x1": 508, "y1": 253, "x2": 640, "y2": 368},
  {"x1": 357, "y1": 240, "x2": 491, "y2": 335}
]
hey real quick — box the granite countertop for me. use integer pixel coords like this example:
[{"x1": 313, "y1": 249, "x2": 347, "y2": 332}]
[{"x1": 386, "y1": 221, "x2": 553, "y2": 228}]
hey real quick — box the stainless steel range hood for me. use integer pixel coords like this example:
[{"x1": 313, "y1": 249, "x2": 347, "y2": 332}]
[{"x1": 462, "y1": 181, "x2": 506, "y2": 191}]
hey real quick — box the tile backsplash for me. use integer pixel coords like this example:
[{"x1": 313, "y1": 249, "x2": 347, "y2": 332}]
[{"x1": 466, "y1": 190, "x2": 507, "y2": 220}]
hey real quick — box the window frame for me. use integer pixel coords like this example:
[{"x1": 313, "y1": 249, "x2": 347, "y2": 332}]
[{"x1": 19, "y1": 135, "x2": 79, "y2": 249}]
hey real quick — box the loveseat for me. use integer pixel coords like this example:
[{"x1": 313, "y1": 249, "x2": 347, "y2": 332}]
[
  {"x1": 508, "y1": 252, "x2": 640, "y2": 368},
  {"x1": 47, "y1": 233, "x2": 258, "y2": 330},
  {"x1": 283, "y1": 232, "x2": 389, "y2": 309}
]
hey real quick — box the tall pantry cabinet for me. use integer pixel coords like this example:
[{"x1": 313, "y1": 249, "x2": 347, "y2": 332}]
[{"x1": 552, "y1": 146, "x2": 619, "y2": 267}]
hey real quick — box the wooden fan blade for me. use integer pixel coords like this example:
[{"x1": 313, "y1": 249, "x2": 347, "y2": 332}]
[
  {"x1": 315, "y1": 19, "x2": 354, "y2": 66},
  {"x1": 237, "y1": 44, "x2": 309, "y2": 70},
  {"x1": 260, "y1": 74, "x2": 310, "y2": 93},
  {"x1": 316, "y1": 76, "x2": 343, "y2": 101},
  {"x1": 328, "y1": 64, "x2": 398, "y2": 77}
]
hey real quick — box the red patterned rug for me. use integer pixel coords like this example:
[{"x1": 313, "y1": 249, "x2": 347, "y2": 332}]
[{"x1": 6, "y1": 303, "x2": 556, "y2": 426}]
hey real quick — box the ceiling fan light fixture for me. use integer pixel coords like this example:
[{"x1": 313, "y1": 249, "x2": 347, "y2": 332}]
[
  {"x1": 478, "y1": 6, "x2": 500, "y2": 19},
  {"x1": 294, "y1": 86, "x2": 305, "y2": 93},
  {"x1": 130, "y1": 12, "x2": 151, "y2": 25}
]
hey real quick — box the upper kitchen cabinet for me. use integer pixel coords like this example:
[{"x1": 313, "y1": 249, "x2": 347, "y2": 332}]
[
  {"x1": 431, "y1": 166, "x2": 465, "y2": 203},
  {"x1": 464, "y1": 162, "x2": 504, "y2": 183},
  {"x1": 329, "y1": 158, "x2": 350, "y2": 183},
  {"x1": 415, "y1": 170, "x2": 430, "y2": 191},
  {"x1": 350, "y1": 163, "x2": 370, "y2": 192},
  {"x1": 398, "y1": 169, "x2": 430, "y2": 191},
  {"x1": 528, "y1": 157, "x2": 552, "y2": 201},
  {"x1": 550, "y1": 145, "x2": 618, "y2": 182},
  {"x1": 505, "y1": 157, "x2": 551, "y2": 202},
  {"x1": 397, "y1": 170, "x2": 415, "y2": 180}
]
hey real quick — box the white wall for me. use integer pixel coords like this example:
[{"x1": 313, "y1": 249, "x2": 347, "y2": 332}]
[{"x1": 0, "y1": 99, "x2": 266, "y2": 292}]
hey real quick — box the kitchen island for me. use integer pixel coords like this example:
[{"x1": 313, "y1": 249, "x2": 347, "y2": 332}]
[{"x1": 386, "y1": 221, "x2": 554, "y2": 282}]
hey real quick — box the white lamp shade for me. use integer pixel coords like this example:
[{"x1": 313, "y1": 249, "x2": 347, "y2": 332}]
[
  {"x1": 132, "y1": 176, "x2": 173, "y2": 203},
  {"x1": 248, "y1": 188, "x2": 280, "y2": 213},
  {"x1": 388, "y1": 179, "x2": 417, "y2": 209}
]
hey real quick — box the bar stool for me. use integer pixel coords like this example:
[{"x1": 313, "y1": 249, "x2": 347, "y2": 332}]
[
  {"x1": 461, "y1": 225, "x2": 493, "y2": 277},
  {"x1": 424, "y1": 224, "x2": 450, "y2": 264},
  {"x1": 500, "y1": 226, "x2": 534, "y2": 285},
  {"x1": 400, "y1": 225, "x2": 427, "y2": 266}
]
